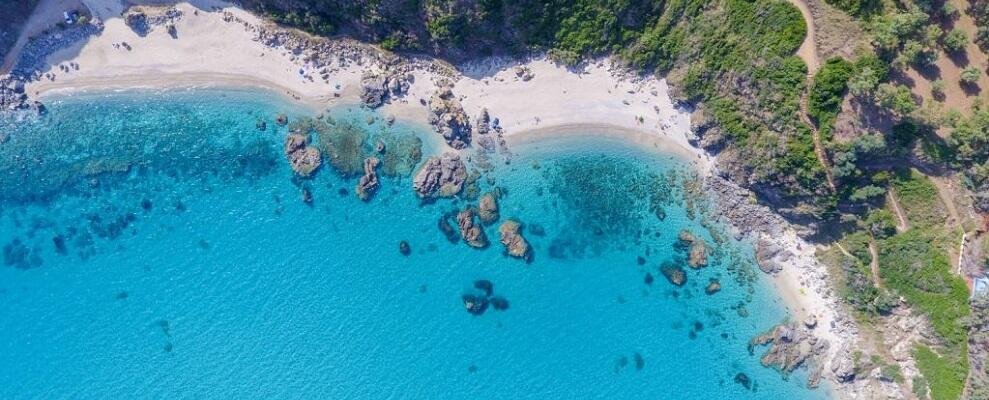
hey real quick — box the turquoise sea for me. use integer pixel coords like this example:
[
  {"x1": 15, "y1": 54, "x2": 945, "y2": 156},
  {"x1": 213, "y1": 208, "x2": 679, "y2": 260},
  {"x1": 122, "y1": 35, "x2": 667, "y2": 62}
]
[{"x1": 0, "y1": 89, "x2": 830, "y2": 399}]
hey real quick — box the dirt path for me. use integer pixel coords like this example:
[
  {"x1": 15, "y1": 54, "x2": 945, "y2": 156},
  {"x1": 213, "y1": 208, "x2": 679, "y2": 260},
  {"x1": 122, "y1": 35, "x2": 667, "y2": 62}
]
[
  {"x1": 887, "y1": 188, "x2": 910, "y2": 232},
  {"x1": 787, "y1": 0, "x2": 820, "y2": 74},
  {"x1": 799, "y1": 89, "x2": 837, "y2": 191},
  {"x1": 835, "y1": 242, "x2": 854, "y2": 258},
  {"x1": 869, "y1": 240, "x2": 883, "y2": 288}
]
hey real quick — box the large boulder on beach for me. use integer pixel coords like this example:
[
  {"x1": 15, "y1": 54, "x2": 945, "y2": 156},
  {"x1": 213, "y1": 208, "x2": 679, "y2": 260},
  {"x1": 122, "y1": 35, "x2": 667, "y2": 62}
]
[
  {"x1": 359, "y1": 73, "x2": 388, "y2": 108},
  {"x1": 498, "y1": 220, "x2": 531, "y2": 260},
  {"x1": 284, "y1": 134, "x2": 321, "y2": 177},
  {"x1": 428, "y1": 86, "x2": 471, "y2": 149},
  {"x1": 412, "y1": 152, "x2": 467, "y2": 198},
  {"x1": 355, "y1": 157, "x2": 380, "y2": 201},
  {"x1": 677, "y1": 230, "x2": 708, "y2": 268},
  {"x1": 478, "y1": 192, "x2": 499, "y2": 224},
  {"x1": 755, "y1": 236, "x2": 792, "y2": 274},
  {"x1": 457, "y1": 207, "x2": 488, "y2": 248}
]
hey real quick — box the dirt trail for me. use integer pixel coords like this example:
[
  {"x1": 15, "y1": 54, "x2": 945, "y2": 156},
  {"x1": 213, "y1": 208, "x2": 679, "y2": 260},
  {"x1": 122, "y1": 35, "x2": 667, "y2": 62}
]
[
  {"x1": 869, "y1": 240, "x2": 883, "y2": 288},
  {"x1": 787, "y1": 0, "x2": 820, "y2": 74},
  {"x1": 887, "y1": 188, "x2": 910, "y2": 232},
  {"x1": 799, "y1": 90, "x2": 837, "y2": 191}
]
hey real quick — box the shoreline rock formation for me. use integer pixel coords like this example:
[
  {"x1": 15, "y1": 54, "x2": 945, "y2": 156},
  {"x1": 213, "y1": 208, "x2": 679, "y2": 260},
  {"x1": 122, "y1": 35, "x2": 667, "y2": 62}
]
[
  {"x1": 749, "y1": 322, "x2": 829, "y2": 388},
  {"x1": 359, "y1": 70, "x2": 412, "y2": 108},
  {"x1": 427, "y1": 86, "x2": 471, "y2": 149},
  {"x1": 412, "y1": 153, "x2": 467, "y2": 198}
]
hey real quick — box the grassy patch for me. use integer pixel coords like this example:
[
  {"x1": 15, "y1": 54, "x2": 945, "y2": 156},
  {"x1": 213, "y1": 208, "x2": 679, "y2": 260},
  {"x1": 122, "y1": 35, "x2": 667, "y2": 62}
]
[
  {"x1": 914, "y1": 344, "x2": 967, "y2": 400},
  {"x1": 890, "y1": 169, "x2": 947, "y2": 228}
]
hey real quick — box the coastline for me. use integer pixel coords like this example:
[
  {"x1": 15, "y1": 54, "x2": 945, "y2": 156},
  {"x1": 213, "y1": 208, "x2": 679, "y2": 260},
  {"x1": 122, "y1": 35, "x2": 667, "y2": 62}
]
[{"x1": 3, "y1": 0, "x2": 855, "y2": 395}]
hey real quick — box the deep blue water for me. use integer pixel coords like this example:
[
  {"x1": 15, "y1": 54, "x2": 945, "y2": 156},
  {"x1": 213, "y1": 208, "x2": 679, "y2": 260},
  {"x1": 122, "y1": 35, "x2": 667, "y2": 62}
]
[{"x1": 0, "y1": 89, "x2": 831, "y2": 399}]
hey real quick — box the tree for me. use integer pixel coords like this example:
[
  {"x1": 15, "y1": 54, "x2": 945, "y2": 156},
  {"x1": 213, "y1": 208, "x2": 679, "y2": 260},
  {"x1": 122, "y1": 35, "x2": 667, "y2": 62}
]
[
  {"x1": 875, "y1": 83, "x2": 917, "y2": 115},
  {"x1": 962, "y1": 66, "x2": 982, "y2": 83},
  {"x1": 932, "y1": 79, "x2": 946, "y2": 97},
  {"x1": 850, "y1": 184, "x2": 887, "y2": 202},
  {"x1": 849, "y1": 67, "x2": 880, "y2": 97},
  {"x1": 944, "y1": 29, "x2": 969, "y2": 52}
]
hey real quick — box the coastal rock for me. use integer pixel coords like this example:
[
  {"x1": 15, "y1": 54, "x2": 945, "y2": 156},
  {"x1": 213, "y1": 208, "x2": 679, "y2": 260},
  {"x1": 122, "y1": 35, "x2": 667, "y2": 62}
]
[
  {"x1": 677, "y1": 230, "x2": 708, "y2": 268},
  {"x1": 355, "y1": 157, "x2": 380, "y2": 201},
  {"x1": 359, "y1": 70, "x2": 411, "y2": 108},
  {"x1": 756, "y1": 236, "x2": 791, "y2": 274},
  {"x1": 831, "y1": 342, "x2": 856, "y2": 382},
  {"x1": 750, "y1": 322, "x2": 821, "y2": 383},
  {"x1": 478, "y1": 192, "x2": 499, "y2": 224},
  {"x1": 412, "y1": 153, "x2": 467, "y2": 198},
  {"x1": 359, "y1": 73, "x2": 388, "y2": 108},
  {"x1": 428, "y1": 86, "x2": 471, "y2": 149},
  {"x1": 660, "y1": 262, "x2": 686, "y2": 286},
  {"x1": 124, "y1": 12, "x2": 151, "y2": 36},
  {"x1": 456, "y1": 207, "x2": 488, "y2": 248},
  {"x1": 284, "y1": 134, "x2": 321, "y2": 177},
  {"x1": 498, "y1": 220, "x2": 531, "y2": 260}
]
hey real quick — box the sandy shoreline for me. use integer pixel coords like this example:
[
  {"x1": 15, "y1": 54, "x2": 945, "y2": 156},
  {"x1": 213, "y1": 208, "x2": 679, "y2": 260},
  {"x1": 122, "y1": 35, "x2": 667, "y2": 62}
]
[{"x1": 5, "y1": 0, "x2": 852, "y2": 394}]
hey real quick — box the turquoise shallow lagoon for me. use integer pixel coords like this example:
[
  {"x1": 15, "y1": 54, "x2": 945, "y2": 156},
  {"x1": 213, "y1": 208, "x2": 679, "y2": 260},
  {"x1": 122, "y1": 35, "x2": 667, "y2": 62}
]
[{"x1": 0, "y1": 89, "x2": 830, "y2": 399}]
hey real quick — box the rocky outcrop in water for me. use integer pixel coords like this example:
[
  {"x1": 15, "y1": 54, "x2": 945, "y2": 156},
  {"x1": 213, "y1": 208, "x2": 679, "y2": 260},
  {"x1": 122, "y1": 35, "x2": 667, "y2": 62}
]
[
  {"x1": 462, "y1": 294, "x2": 488, "y2": 315},
  {"x1": 457, "y1": 207, "x2": 488, "y2": 248},
  {"x1": 660, "y1": 262, "x2": 686, "y2": 286},
  {"x1": 360, "y1": 70, "x2": 412, "y2": 108},
  {"x1": 478, "y1": 192, "x2": 499, "y2": 224},
  {"x1": 428, "y1": 86, "x2": 471, "y2": 149},
  {"x1": 750, "y1": 322, "x2": 830, "y2": 386},
  {"x1": 677, "y1": 230, "x2": 708, "y2": 268},
  {"x1": 705, "y1": 279, "x2": 721, "y2": 295},
  {"x1": 498, "y1": 220, "x2": 531, "y2": 260},
  {"x1": 412, "y1": 153, "x2": 467, "y2": 198},
  {"x1": 355, "y1": 157, "x2": 380, "y2": 201},
  {"x1": 284, "y1": 133, "x2": 321, "y2": 177}
]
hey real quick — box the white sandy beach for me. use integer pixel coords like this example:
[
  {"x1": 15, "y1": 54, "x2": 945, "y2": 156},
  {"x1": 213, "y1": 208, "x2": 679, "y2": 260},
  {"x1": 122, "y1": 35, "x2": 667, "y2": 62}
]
[{"x1": 6, "y1": 0, "x2": 850, "y2": 390}]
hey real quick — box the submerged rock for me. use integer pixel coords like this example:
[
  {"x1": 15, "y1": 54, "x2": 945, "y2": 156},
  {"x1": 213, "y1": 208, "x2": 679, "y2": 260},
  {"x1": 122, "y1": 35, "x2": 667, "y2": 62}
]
[
  {"x1": 704, "y1": 279, "x2": 721, "y2": 295},
  {"x1": 498, "y1": 220, "x2": 531, "y2": 260},
  {"x1": 477, "y1": 192, "x2": 499, "y2": 224},
  {"x1": 489, "y1": 296, "x2": 510, "y2": 311},
  {"x1": 412, "y1": 153, "x2": 467, "y2": 198},
  {"x1": 734, "y1": 372, "x2": 752, "y2": 390},
  {"x1": 428, "y1": 86, "x2": 471, "y2": 149},
  {"x1": 660, "y1": 262, "x2": 686, "y2": 286},
  {"x1": 677, "y1": 230, "x2": 708, "y2": 268},
  {"x1": 473, "y1": 279, "x2": 494, "y2": 296},
  {"x1": 355, "y1": 157, "x2": 380, "y2": 201},
  {"x1": 399, "y1": 240, "x2": 411, "y2": 256},
  {"x1": 456, "y1": 207, "x2": 488, "y2": 248},
  {"x1": 283, "y1": 134, "x2": 321, "y2": 177},
  {"x1": 462, "y1": 294, "x2": 488, "y2": 315},
  {"x1": 276, "y1": 113, "x2": 288, "y2": 126},
  {"x1": 438, "y1": 213, "x2": 459, "y2": 243}
]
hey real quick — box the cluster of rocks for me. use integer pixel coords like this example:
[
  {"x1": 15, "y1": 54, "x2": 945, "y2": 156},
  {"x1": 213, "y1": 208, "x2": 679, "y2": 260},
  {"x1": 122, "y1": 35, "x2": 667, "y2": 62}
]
[
  {"x1": 462, "y1": 279, "x2": 510, "y2": 316},
  {"x1": 755, "y1": 235, "x2": 794, "y2": 274},
  {"x1": 359, "y1": 70, "x2": 413, "y2": 108},
  {"x1": 676, "y1": 229, "x2": 709, "y2": 268},
  {"x1": 124, "y1": 7, "x2": 183, "y2": 37},
  {"x1": 0, "y1": 76, "x2": 43, "y2": 115},
  {"x1": 428, "y1": 86, "x2": 471, "y2": 149},
  {"x1": 10, "y1": 22, "x2": 103, "y2": 80},
  {"x1": 514, "y1": 66, "x2": 535, "y2": 81},
  {"x1": 660, "y1": 261, "x2": 686, "y2": 286},
  {"x1": 704, "y1": 175, "x2": 788, "y2": 240},
  {"x1": 354, "y1": 157, "x2": 380, "y2": 201},
  {"x1": 222, "y1": 11, "x2": 457, "y2": 90},
  {"x1": 412, "y1": 153, "x2": 467, "y2": 198},
  {"x1": 473, "y1": 108, "x2": 508, "y2": 154},
  {"x1": 750, "y1": 322, "x2": 830, "y2": 388},
  {"x1": 283, "y1": 133, "x2": 321, "y2": 177}
]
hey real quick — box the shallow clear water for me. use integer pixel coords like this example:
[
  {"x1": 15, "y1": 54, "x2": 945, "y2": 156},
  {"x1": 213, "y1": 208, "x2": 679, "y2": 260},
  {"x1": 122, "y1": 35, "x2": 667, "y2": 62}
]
[{"x1": 0, "y1": 89, "x2": 830, "y2": 399}]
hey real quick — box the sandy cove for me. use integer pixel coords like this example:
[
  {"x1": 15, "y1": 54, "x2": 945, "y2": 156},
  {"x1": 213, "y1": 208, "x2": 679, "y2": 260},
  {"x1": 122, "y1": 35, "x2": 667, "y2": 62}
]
[{"x1": 8, "y1": 0, "x2": 854, "y2": 393}]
